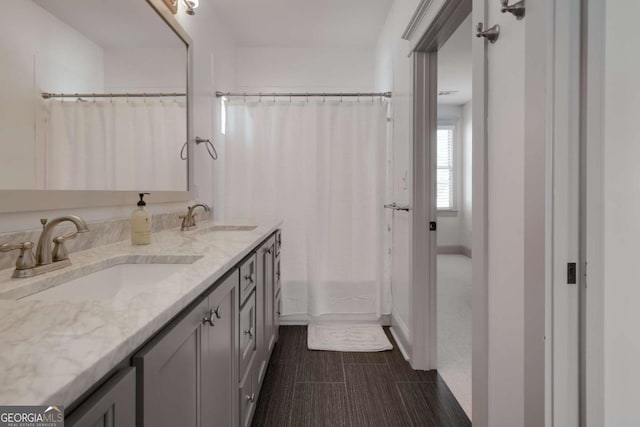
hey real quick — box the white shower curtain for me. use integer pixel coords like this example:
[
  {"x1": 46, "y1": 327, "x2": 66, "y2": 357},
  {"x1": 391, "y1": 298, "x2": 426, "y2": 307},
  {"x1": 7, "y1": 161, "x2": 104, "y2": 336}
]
[
  {"x1": 43, "y1": 99, "x2": 186, "y2": 191},
  {"x1": 224, "y1": 99, "x2": 390, "y2": 319}
]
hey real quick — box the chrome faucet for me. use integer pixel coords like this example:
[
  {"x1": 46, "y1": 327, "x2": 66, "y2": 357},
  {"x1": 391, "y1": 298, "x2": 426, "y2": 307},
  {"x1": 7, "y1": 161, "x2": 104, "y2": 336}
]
[
  {"x1": 180, "y1": 203, "x2": 210, "y2": 231},
  {"x1": 1, "y1": 215, "x2": 89, "y2": 278}
]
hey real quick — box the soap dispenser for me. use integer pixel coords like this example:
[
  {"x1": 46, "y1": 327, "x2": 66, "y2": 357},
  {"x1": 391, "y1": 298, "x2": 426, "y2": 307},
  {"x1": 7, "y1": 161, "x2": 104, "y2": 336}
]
[{"x1": 131, "y1": 193, "x2": 152, "y2": 245}]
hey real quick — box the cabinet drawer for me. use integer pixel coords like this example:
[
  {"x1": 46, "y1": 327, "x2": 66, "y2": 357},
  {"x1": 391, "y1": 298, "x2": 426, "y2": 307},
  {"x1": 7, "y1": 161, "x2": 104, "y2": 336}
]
[
  {"x1": 239, "y1": 254, "x2": 257, "y2": 305},
  {"x1": 239, "y1": 291, "x2": 256, "y2": 377},
  {"x1": 239, "y1": 355, "x2": 256, "y2": 427},
  {"x1": 65, "y1": 368, "x2": 136, "y2": 427}
]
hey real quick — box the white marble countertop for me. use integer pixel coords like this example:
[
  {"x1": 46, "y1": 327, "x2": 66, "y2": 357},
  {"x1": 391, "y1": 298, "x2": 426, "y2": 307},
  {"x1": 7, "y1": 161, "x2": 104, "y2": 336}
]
[{"x1": 0, "y1": 220, "x2": 281, "y2": 406}]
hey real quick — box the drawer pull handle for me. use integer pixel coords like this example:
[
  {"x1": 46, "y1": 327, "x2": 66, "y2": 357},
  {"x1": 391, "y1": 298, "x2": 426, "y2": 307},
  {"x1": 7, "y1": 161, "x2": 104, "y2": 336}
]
[
  {"x1": 243, "y1": 327, "x2": 254, "y2": 338},
  {"x1": 214, "y1": 306, "x2": 222, "y2": 319},
  {"x1": 246, "y1": 393, "x2": 256, "y2": 402},
  {"x1": 202, "y1": 309, "x2": 215, "y2": 327},
  {"x1": 244, "y1": 273, "x2": 255, "y2": 284}
]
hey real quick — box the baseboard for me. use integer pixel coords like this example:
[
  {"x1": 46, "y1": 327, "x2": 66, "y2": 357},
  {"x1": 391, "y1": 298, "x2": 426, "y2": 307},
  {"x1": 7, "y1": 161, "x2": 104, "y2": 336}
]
[
  {"x1": 390, "y1": 310, "x2": 412, "y2": 361},
  {"x1": 437, "y1": 245, "x2": 472, "y2": 258},
  {"x1": 280, "y1": 313, "x2": 391, "y2": 326}
]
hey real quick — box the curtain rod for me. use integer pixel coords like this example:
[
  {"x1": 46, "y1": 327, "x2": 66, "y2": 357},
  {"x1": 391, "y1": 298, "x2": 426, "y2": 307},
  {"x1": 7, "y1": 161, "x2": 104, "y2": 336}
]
[
  {"x1": 215, "y1": 91, "x2": 392, "y2": 98},
  {"x1": 42, "y1": 92, "x2": 186, "y2": 99}
]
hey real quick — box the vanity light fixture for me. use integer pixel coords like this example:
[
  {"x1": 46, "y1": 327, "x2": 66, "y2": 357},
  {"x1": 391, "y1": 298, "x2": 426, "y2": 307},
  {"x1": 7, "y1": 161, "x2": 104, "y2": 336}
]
[{"x1": 183, "y1": 0, "x2": 199, "y2": 15}]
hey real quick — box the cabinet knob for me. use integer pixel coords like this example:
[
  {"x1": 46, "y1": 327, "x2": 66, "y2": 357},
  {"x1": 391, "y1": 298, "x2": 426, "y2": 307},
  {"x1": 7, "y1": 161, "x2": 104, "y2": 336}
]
[
  {"x1": 214, "y1": 306, "x2": 222, "y2": 319},
  {"x1": 243, "y1": 327, "x2": 254, "y2": 338},
  {"x1": 202, "y1": 309, "x2": 215, "y2": 327},
  {"x1": 246, "y1": 393, "x2": 256, "y2": 402}
]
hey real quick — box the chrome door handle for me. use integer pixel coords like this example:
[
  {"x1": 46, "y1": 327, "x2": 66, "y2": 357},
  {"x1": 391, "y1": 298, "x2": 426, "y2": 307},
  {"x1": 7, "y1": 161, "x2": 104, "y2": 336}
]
[
  {"x1": 476, "y1": 22, "x2": 500, "y2": 44},
  {"x1": 243, "y1": 327, "x2": 254, "y2": 338},
  {"x1": 213, "y1": 306, "x2": 222, "y2": 319},
  {"x1": 246, "y1": 393, "x2": 256, "y2": 402},
  {"x1": 244, "y1": 273, "x2": 255, "y2": 283},
  {"x1": 384, "y1": 203, "x2": 410, "y2": 212}
]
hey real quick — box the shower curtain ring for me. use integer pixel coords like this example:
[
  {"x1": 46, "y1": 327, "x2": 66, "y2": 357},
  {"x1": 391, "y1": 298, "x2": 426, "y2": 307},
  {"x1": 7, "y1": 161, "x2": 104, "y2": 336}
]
[
  {"x1": 322, "y1": 93, "x2": 326, "y2": 103},
  {"x1": 306, "y1": 93, "x2": 309, "y2": 103}
]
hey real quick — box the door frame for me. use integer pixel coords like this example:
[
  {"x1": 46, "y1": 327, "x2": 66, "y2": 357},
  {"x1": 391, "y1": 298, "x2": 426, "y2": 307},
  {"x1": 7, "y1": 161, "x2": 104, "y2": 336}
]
[{"x1": 409, "y1": 0, "x2": 551, "y2": 426}]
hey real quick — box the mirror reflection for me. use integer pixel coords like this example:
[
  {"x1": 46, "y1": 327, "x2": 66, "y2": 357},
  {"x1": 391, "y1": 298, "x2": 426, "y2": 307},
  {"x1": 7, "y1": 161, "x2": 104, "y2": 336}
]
[{"x1": 0, "y1": 0, "x2": 188, "y2": 192}]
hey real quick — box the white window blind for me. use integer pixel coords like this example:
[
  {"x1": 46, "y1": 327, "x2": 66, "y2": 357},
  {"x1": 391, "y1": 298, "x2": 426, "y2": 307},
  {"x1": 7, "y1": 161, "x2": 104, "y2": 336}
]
[{"x1": 437, "y1": 126, "x2": 454, "y2": 210}]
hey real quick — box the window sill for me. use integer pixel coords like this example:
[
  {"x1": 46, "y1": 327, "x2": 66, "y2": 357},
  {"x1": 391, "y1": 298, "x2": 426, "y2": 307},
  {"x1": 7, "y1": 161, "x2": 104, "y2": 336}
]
[{"x1": 437, "y1": 209, "x2": 458, "y2": 217}]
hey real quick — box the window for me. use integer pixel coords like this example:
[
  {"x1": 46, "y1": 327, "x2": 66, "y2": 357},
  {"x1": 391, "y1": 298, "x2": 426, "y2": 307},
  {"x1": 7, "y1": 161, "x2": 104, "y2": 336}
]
[
  {"x1": 220, "y1": 97, "x2": 227, "y2": 135},
  {"x1": 437, "y1": 126, "x2": 455, "y2": 210}
]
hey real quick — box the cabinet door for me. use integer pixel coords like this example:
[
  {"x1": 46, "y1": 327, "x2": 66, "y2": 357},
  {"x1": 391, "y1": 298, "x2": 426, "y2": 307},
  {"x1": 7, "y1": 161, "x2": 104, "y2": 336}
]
[
  {"x1": 202, "y1": 271, "x2": 238, "y2": 427},
  {"x1": 65, "y1": 368, "x2": 136, "y2": 427},
  {"x1": 133, "y1": 298, "x2": 208, "y2": 427},
  {"x1": 239, "y1": 292, "x2": 256, "y2": 378}
]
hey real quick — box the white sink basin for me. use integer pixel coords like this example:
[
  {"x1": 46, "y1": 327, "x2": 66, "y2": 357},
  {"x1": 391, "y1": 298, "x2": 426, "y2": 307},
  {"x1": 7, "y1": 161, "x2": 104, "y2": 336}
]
[{"x1": 20, "y1": 263, "x2": 190, "y2": 301}]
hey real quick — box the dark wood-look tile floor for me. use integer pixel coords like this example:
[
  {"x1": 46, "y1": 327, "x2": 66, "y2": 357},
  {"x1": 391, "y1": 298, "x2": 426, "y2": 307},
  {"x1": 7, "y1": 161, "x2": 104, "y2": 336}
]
[{"x1": 252, "y1": 326, "x2": 471, "y2": 427}]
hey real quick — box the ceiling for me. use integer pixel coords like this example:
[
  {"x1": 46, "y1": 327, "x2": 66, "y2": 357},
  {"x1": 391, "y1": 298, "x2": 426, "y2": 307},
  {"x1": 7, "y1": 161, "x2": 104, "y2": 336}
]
[
  {"x1": 437, "y1": 15, "x2": 472, "y2": 105},
  {"x1": 33, "y1": 0, "x2": 184, "y2": 49},
  {"x1": 208, "y1": 0, "x2": 394, "y2": 48}
]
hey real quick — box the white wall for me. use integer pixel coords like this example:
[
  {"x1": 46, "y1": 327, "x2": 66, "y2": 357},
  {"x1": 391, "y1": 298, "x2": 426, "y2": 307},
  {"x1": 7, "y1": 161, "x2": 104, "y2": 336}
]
[
  {"x1": 0, "y1": 1, "x2": 104, "y2": 191},
  {"x1": 0, "y1": 1, "x2": 237, "y2": 233},
  {"x1": 176, "y1": 3, "x2": 237, "y2": 221},
  {"x1": 374, "y1": 0, "x2": 421, "y2": 351},
  {"x1": 603, "y1": 1, "x2": 640, "y2": 425},
  {"x1": 236, "y1": 47, "x2": 375, "y2": 93},
  {"x1": 104, "y1": 48, "x2": 186, "y2": 93}
]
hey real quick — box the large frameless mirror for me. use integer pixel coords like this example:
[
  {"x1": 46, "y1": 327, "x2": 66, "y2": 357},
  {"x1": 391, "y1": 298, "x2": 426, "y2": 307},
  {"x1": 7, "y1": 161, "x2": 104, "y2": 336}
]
[{"x1": 0, "y1": 0, "x2": 191, "y2": 211}]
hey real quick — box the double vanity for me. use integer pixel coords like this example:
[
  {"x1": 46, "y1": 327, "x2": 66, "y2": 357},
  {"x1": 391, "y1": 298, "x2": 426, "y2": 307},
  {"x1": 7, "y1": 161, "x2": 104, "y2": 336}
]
[{"x1": 0, "y1": 219, "x2": 283, "y2": 427}]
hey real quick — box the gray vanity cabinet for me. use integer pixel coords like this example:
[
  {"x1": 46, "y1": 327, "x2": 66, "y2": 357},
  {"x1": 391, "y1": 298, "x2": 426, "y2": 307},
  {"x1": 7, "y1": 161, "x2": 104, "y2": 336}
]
[{"x1": 65, "y1": 368, "x2": 136, "y2": 427}]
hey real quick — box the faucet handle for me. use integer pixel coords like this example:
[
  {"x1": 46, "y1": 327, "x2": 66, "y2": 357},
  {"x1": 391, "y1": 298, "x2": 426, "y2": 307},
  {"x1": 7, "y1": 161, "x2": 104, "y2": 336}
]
[
  {"x1": 40, "y1": 218, "x2": 48, "y2": 229},
  {"x1": 0, "y1": 241, "x2": 37, "y2": 271},
  {"x1": 51, "y1": 232, "x2": 78, "y2": 262}
]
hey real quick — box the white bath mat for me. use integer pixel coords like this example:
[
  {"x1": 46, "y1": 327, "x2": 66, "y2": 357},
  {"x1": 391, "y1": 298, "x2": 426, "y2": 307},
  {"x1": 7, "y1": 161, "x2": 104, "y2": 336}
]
[{"x1": 307, "y1": 324, "x2": 393, "y2": 352}]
